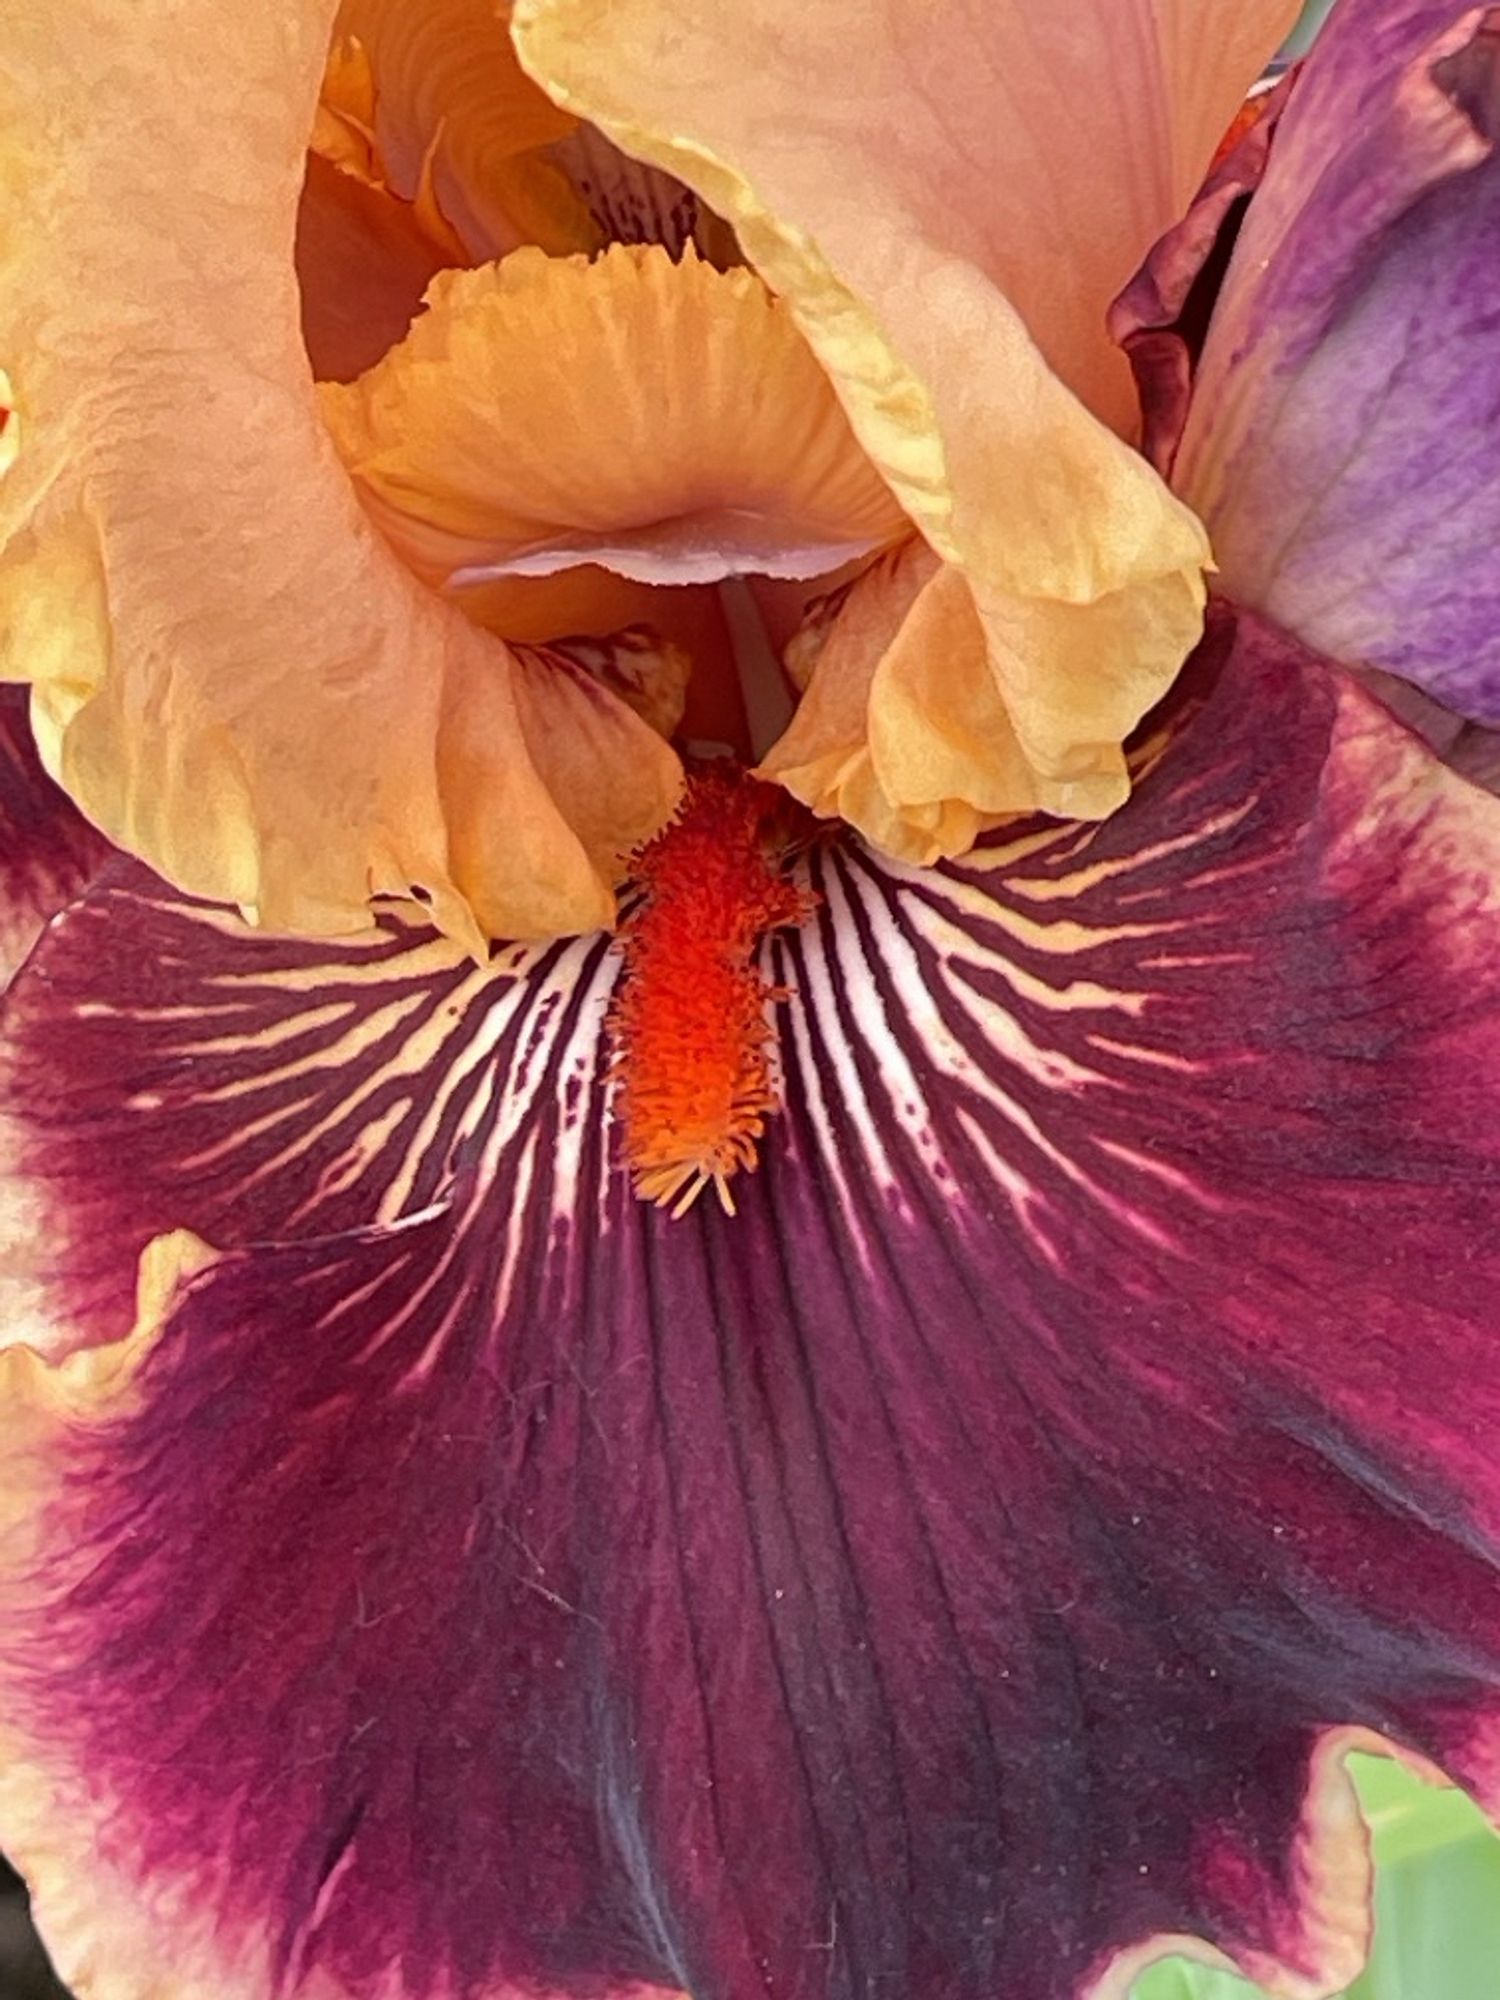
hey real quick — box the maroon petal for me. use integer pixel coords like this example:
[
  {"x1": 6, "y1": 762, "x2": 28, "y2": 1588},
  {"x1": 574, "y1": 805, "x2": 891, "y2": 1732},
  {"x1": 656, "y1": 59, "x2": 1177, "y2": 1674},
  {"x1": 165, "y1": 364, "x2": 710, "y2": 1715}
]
[
  {"x1": 6, "y1": 605, "x2": 1500, "y2": 2000},
  {"x1": 1159, "y1": 0, "x2": 1500, "y2": 722},
  {"x1": 0, "y1": 685, "x2": 110, "y2": 991},
  {"x1": 1109, "y1": 74, "x2": 1293, "y2": 479}
]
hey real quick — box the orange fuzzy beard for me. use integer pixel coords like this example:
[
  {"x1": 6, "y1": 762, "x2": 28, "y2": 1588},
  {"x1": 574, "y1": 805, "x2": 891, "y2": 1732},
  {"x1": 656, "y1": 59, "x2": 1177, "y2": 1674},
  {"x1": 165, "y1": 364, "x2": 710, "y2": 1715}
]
[{"x1": 608, "y1": 767, "x2": 817, "y2": 1217}]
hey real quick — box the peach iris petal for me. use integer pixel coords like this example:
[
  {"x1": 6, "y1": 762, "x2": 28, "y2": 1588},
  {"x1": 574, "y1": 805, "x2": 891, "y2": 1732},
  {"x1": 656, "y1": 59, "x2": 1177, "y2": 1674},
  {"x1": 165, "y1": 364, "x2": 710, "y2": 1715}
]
[
  {"x1": 311, "y1": 32, "x2": 464, "y2": 264},
  {"x1": 322, "y1": 244, "x2": 909, "y2": 591},
  {"x1": 512, "y1": 0, "x2": 1295, "y2": 851},
  {"x1": 0, "y1": 0, "x2": 680, "y2": 947},
  {"x1": 763, "y1": 537, "x2": 1210, "y2": 855},
  {"x1": 325, "y1": 0, "x2": 593, "y2": 258}
]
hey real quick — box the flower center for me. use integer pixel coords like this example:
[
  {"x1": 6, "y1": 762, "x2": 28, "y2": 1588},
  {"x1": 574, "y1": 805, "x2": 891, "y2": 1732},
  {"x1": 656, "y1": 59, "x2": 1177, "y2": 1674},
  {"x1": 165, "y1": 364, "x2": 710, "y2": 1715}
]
[
  {"x1": 546, "y1": 121, "x2": 741, "y2": 265},
  {"x1": 608, "y1": 766, "x2": 817, "y2": 1215}
]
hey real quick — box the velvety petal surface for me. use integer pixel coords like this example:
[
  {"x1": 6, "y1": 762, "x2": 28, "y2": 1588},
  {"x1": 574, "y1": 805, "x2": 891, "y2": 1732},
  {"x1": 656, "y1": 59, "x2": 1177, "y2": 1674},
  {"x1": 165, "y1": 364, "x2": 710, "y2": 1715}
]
[
  {"x1": 0, "y1": 0, "x2": 679, "y2": 944},
  {"x1": 0, "y1": 687, "x2": 109, "y2": 992},
  {"x1": 6, "y1": 607, "x2": 1500, "y2": 2000},
  {"x1": 1170, "y1": 0, "x2": 1500, "y2": 722},
  {"x1": 321, "y1": 245, "x2": 907, "y2": 591},
  {"x1": 511, "y1": 0, "x2": 1293, "y2": 849}
]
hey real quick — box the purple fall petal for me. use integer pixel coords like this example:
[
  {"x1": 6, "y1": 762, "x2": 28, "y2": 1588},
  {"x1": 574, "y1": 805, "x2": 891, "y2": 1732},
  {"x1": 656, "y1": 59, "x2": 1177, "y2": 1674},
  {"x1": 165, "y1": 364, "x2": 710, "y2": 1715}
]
[
  {"x1": 1130, "y1": 0, "x2": 1500, "y2": 721},
  {"x1": 5, "y1": 608, "x2": 1500, "y2": 1999}
]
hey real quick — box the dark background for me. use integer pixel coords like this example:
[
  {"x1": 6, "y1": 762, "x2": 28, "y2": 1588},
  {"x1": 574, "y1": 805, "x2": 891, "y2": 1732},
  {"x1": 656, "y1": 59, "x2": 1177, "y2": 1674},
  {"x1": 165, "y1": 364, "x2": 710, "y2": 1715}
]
[{"x1": 0, "y1": 1862, "x2": 65, "y2": 2000}]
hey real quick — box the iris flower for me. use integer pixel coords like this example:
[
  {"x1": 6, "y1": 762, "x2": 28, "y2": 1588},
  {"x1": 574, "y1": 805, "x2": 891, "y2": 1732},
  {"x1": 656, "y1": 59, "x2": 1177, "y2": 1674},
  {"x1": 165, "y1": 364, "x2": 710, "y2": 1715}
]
[{"x1": 3, "y1": 0, "x2": 1500, "y2": 1995}]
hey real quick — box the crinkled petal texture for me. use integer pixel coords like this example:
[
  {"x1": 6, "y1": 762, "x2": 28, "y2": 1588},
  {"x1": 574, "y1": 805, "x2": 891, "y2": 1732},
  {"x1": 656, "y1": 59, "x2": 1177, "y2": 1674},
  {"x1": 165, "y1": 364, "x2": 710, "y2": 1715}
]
[
  {"x1": 511, "y1": 0, "x2": 1297, "y2": 851},
  {"x1": 1169, "y1": 0, "x2": 1500, "y2": 724},
  {"x1": 0, "y1": 2, "x2": 679, "y2": 945},
  {"x1": 322, "y1": 245, "x2": 908, "y2": 590},
  {"x1": 6, "y1": 608, "x2": 1500, "y2": 2000},
  {"x1": 0, "y1": 688, "x2": 109, "y2": 991}
]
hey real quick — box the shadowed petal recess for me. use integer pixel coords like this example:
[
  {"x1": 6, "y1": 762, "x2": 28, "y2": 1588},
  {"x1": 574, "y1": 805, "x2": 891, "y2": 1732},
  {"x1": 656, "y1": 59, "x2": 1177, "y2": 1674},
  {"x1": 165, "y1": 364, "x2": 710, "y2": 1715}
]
[
  {"x1": 1166, "y1": 0, "x2": 1500, "y2": 723},
  {"x1": 0, "y1": 1, "x2": 679, "y2": 946},
  {"x1": 295, "y1": 0, "x2": 596, "y2": 385},
  {"x1": 296, "y1": 151, "x2": 454, "y2": 385},
  {"x1": 512, "y1": 0, "x2": 1296, "y2": 852},
  {"x1": 0, "y1": 688, "x2": 109, "y2": 992},
  {"x1": 6, "y1": 608, "x2": 1500, "y2": 2000},
  {"x1": 321, "y1": 244, "x2": 907, "y2": 590},
  {"x1": 1109, "y1": 74, "x2": 1294, "y2": 484}
]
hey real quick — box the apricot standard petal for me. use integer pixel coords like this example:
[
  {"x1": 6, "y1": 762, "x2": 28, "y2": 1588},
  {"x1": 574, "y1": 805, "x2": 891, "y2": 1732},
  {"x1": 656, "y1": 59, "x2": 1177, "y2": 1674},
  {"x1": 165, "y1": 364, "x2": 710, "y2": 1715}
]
[
  {"x1": 512, "y1": 0, "x2": 1290, "y2": 840},
  {"x1": 322, "y1": 245, "x2": 907, "y2": 591},
  {"x1": 0, "y1": 1, "x2": 679, "y2": 946},
  {"x1": 520, "y1": 0, "x2": 1297, "y2": 434}
]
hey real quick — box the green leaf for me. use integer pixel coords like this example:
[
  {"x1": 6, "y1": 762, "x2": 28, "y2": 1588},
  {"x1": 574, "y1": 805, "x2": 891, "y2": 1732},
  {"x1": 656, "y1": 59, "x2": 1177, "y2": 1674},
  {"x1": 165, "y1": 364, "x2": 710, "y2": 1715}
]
[{"x1": 1132, "y1": 1757, "x2": 1500, "y2": 2000}]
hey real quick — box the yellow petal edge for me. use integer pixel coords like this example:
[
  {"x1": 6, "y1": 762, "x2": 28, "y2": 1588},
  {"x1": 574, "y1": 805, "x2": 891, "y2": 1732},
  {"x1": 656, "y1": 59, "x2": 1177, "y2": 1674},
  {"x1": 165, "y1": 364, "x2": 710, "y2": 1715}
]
[{"x1": 0, "y1": 1, "x2": 679, "y2": 949}]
